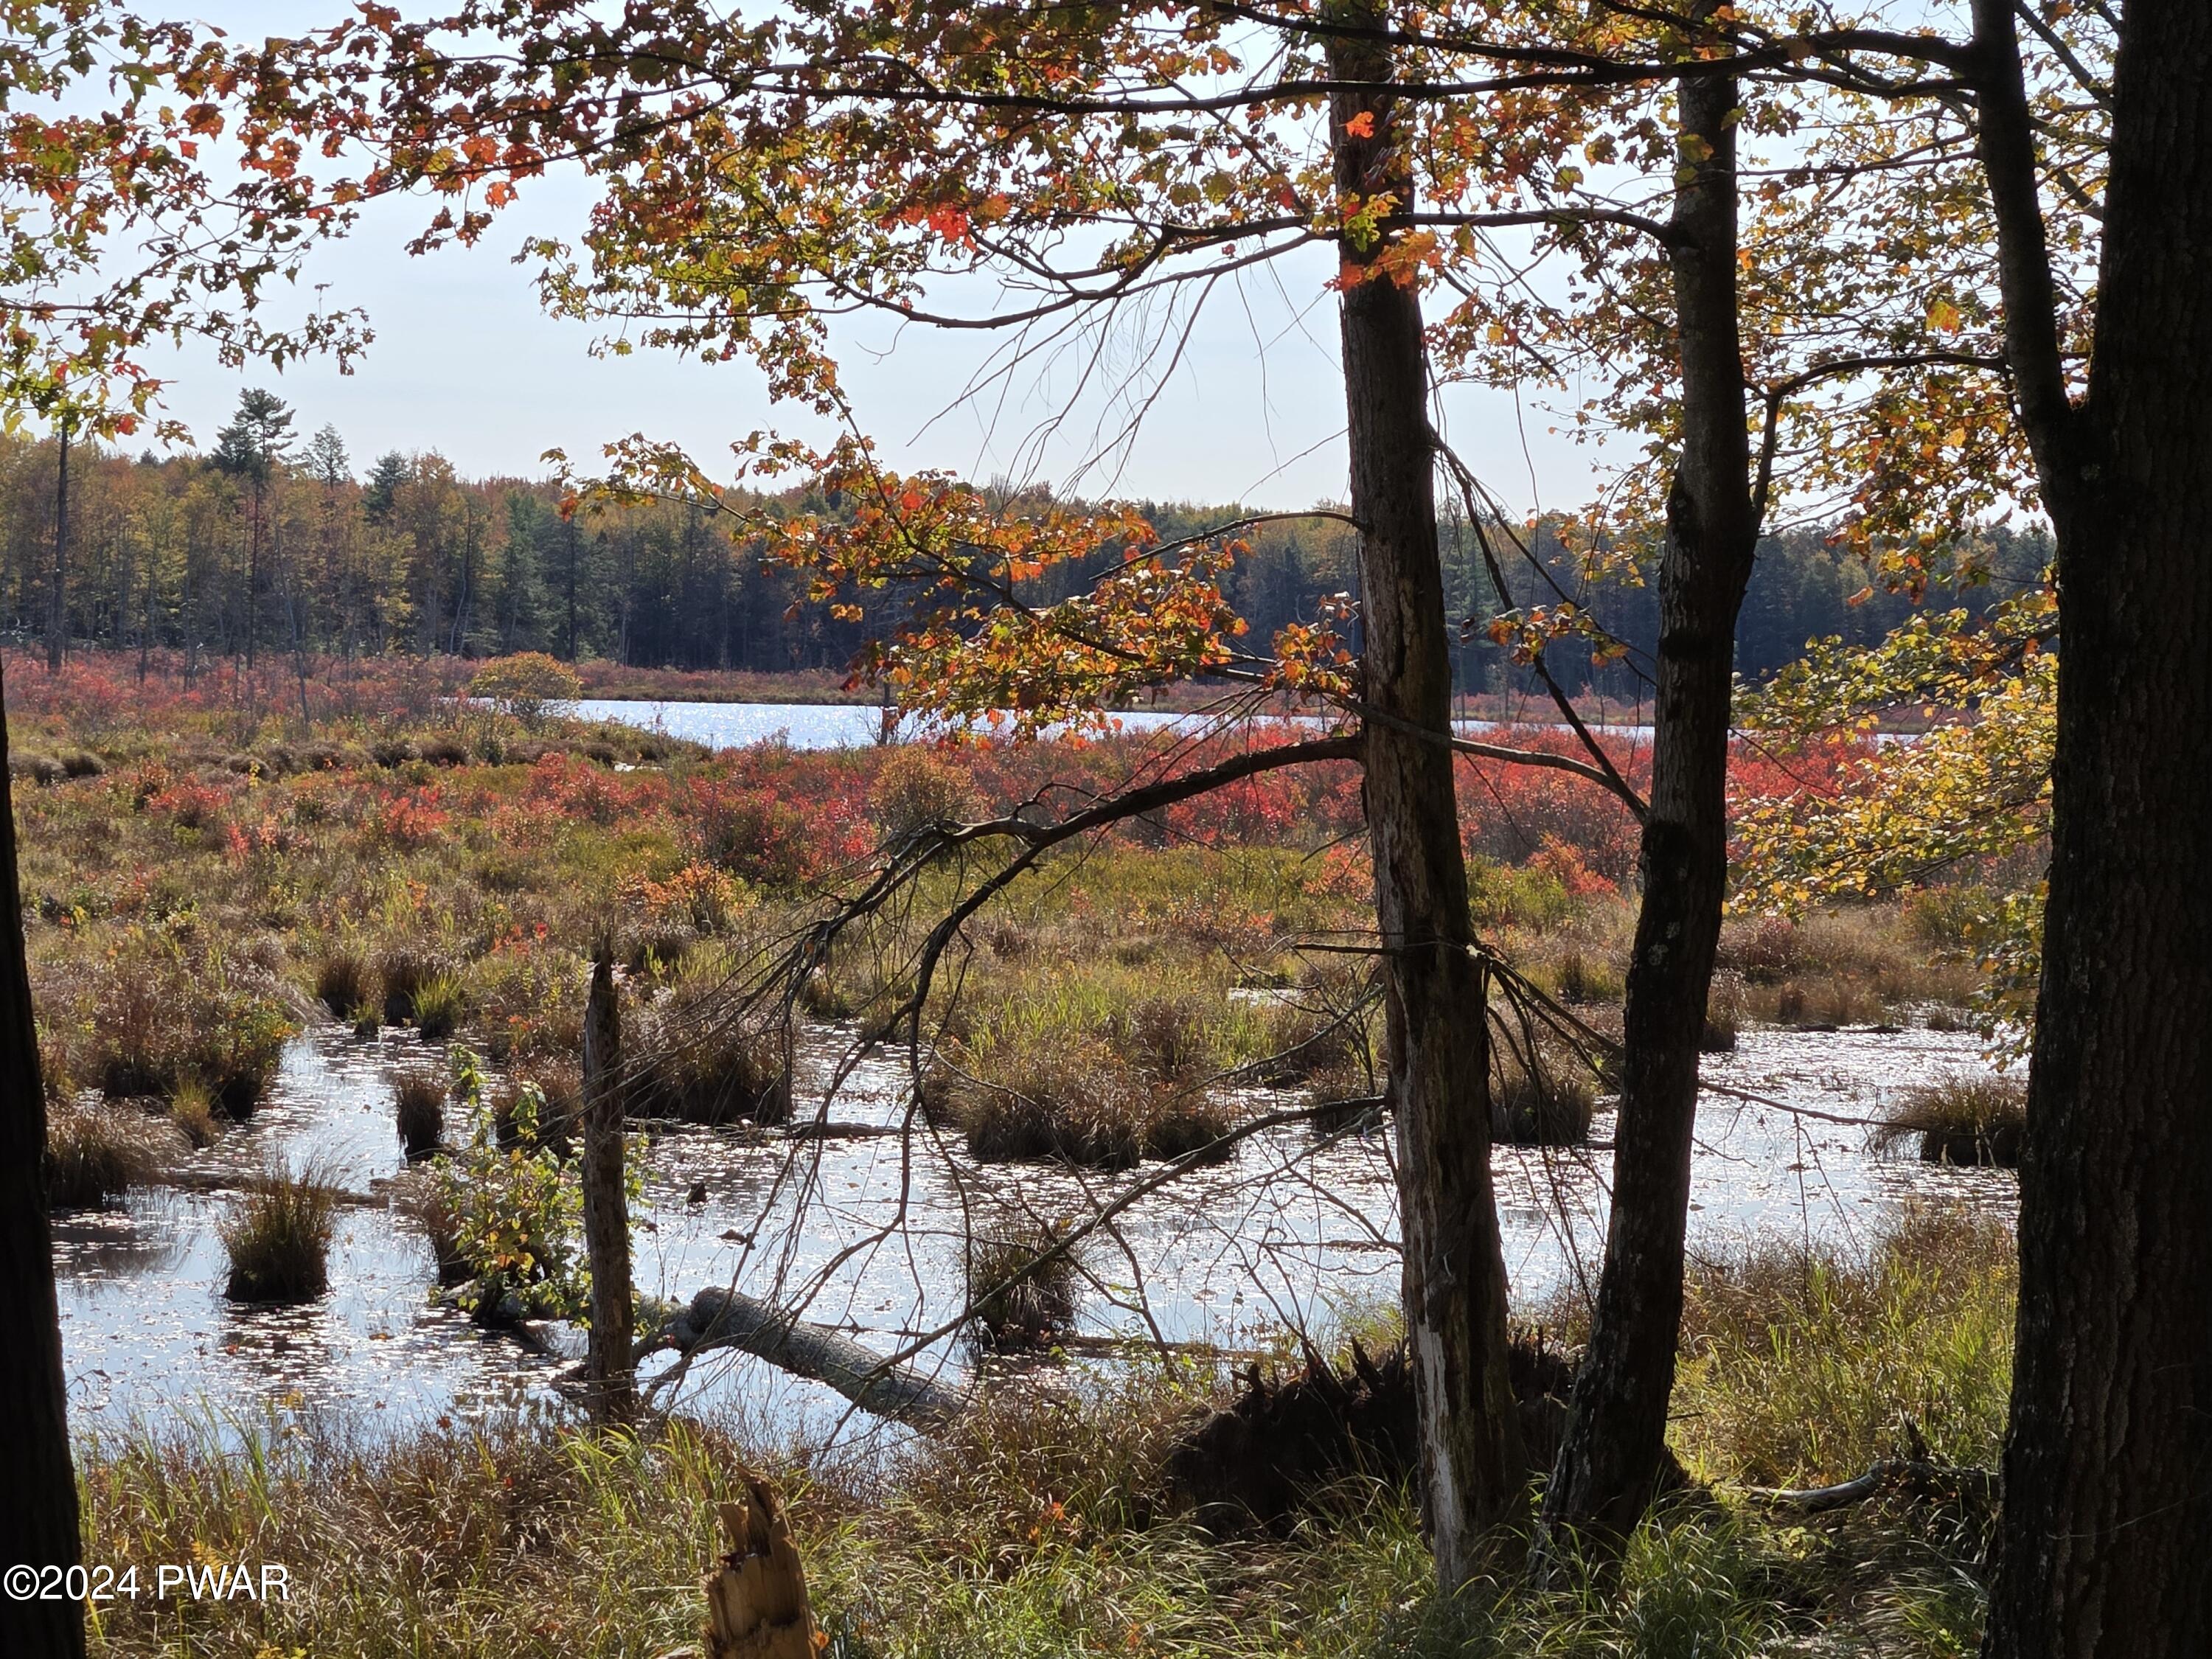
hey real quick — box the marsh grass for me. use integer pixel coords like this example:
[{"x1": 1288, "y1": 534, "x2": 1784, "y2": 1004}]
[
  {"x1": 314, "y1": 948, "x2": 373, "y2": 1020},
  {"x1": 408, "y1": 972, "x2": 470, "y2": 1041},
  {"x1": 42, "y1": 929, "x2": 296, "y2": 1112},
  {"x1": 218, "y1": 1165, "x2": 338, "y2": 1302},
  {"x1": 168, "y1": 1077, "x2": 223, "y2": 1150},
  {"x1": 74, "y1": 1321, "x2": 1997, "y2": 1659},
  {"x1": 1874, "y1": 1074, "x2": 2027, "y2": 1167},
  {"x1": 1672, "y1": 1207, "x2": 2016, "y2": 1488},
  {"x1": 393, "y1": 1070, "x2": 447, "y2": 1159},
  {"x1": 1490, "y1": 1042, "x2": 1599, "y2": 1146},
  {"x1": 44, "y1": 1102, "x2": 173, "y2": 1207},
  {"x1": 962, "y1": 1211, "x2": 1082, "y2": 1352}
]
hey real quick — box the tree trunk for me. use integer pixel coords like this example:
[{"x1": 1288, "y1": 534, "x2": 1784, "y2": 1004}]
[
  {"x1": 0, "y1": 664, "x2": 86, "y2": 1659},
  {"x1": 1331, "y1": 13, "x2": 1526, "y2": 1587},
  {"x1": 46, "y1": 424, "x2": 69, "y2": 673},
  {"x1": 1540, "y1": 58, "x2": 1759, "y2": 1557},
  {"x1": 581, "y1": 948, "x2": 636, "y2": 1420},
  {"x1": 1978, "y1": 2, "x2": 2212, "y2": 1652}
]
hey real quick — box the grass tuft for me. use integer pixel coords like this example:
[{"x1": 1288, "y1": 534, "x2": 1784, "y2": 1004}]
[
  {"x1": 963, "y1": 1211, "x2": 1082, "y2": 1352},
  {"x1": 219, "y1": 1165, "x2": 338, "y2": 1303},
  {"x1": 44, "y1": 1102, "x2": 171, "y2": 1208},
  {"x1": 315, "y1": 949, "x2": 374, "y2": 1020},
  {"x1": 394, "y1": 1069, "x2": 447, "y2": 1159},
  {"x1": 1874, "y1": 1074, "x2": 2027, "y2": 1166}
]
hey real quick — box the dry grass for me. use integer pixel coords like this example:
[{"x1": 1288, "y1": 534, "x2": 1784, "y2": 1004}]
[{"x1": 1490, "y1": 1039, "x2": 1599, "y2": 1146}]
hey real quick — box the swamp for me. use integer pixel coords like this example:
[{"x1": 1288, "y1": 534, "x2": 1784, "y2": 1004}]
[{"x1": 16, "y1": 651, "x2": 2025, "y2": 1655}]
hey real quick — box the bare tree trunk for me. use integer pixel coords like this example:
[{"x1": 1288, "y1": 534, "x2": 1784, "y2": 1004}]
[
  {"x1": 0, "y1": 664, "x2": 85, "y2": 1659},
  {"x1": 581, "y1": 947, "x2": 636, "y2": 1420},
  {"x1": 1331, "y1": 11, "x2": 1526, "y2": 1586},
  {"x1": 1973, "y1": 2, "x2": 2212, "y2": 1652},
  {"x1": 45, "y1": 423, "x2": 69, "y2": 673},
  {"x1": 1540, "y1": 54, "x2": 1759, "y2": 1558}
]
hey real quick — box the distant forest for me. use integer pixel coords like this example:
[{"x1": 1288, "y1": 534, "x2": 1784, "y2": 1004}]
[{"x1": 0, "y1": 390, "x2": 2048, "y2": 695}]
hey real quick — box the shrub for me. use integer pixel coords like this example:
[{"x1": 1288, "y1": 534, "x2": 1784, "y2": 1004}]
[
  {"x1": 430, "y1": 1051, "x2": 585, "y2": 1322},
  {"x1": 394, "y1": 1070, "x2": 447, "y2": 1159},
  {"x1": 418, "y1": 734, "x2": 470, "y2": 768},
  {"x1": 44, "y1": 1102, "x2": 172, "y2": 1208},
  {"x1": 870, "y1": 745, "x2": 980, "y2": 842},
  {"x1": 220, "y1": 1166, "x2": 338, "y2": 1302},
  {"x1": 964, "y1": 1211, "x2": 1081, "y2": 1352},
  {"x1": 369, "y1": 737, "x2": 417, "y2": 768},
  {"x1": 470, "y1": 652, "x2": 584, "y2": 724},
  {"x1": 1874, "y1": 1073, "x2": 2027, "y2": 1166}
]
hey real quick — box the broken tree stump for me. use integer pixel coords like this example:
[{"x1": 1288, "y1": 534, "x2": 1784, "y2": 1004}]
[
  {"x1": 703, "y1": 1469, "x2": 818, "y2": 1659},
  {"x1": 581, "y1": 944, "x2": 636, "y2": 1420}
]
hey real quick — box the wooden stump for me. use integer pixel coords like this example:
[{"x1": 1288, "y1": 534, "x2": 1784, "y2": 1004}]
[{"x1": 703, "y1": 1469, "x2": 818, "y2": 1659}]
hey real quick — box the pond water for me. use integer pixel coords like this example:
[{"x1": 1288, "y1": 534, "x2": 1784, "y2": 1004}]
[
  {"x1": 570, "y1": 698, "x2": 1660, "y2": 754},
  {"x1": 56, "y1": 1015, "x2": 2013, "y2": 1448}
]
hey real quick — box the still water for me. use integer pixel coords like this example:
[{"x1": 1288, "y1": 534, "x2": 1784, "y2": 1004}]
[{"x1": 58, "y1": 1016, "x2": 2011, "y2": 1445}]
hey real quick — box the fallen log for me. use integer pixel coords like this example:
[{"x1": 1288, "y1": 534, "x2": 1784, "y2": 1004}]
[
  {"x1": 1747, "y1": 1458, "x2": 1998, "y2": 1514},
  {"x1": 638, "y1": 1285, "x2": 967, "y2": 1427}
]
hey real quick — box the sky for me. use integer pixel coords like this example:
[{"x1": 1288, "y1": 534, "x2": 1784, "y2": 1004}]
[{"x1": 122, "y1": 7, "x2": 1612, "y2": 513}]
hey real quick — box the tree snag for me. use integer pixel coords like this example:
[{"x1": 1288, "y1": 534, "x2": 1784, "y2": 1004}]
[
  {"x1": 581, "y1": 944, "x2": 636, "y2": 1419},
  {"x1": 703, "y1": 1470, "x2": 818, "y2": 1659}
]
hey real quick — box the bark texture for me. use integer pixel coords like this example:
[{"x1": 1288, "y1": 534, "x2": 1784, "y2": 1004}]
[
  {"x1": 1331, "y1": 10, "x2": 1526, "y2": 1586},
  {"x1": 581, "y1": 947, "x2": 636, "y2": 1419},
  {"x1": 1538, "y1": 59, "x2": 1759, "y2": 1557},
  {"x1": 1978, "y1": 1, "x2": 2212, "y2": 1652},
  {"x1": 0, "y1": 663, "x2": 85, "y2": 1659}
]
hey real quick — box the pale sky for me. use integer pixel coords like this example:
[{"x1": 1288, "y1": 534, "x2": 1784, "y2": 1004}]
[{"x1": 128, "y1": 6, "x2": 1609, "y2": 512}]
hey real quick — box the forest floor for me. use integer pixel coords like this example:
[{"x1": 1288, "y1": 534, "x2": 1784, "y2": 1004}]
[{"x1": 15, "y1": 650, "x2": 2012, "y2": 1656}]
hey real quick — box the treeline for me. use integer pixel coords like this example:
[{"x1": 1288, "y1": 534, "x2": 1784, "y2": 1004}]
[{"x1": 0, "y1": 390, "x2": 2043, "y2": 692}]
